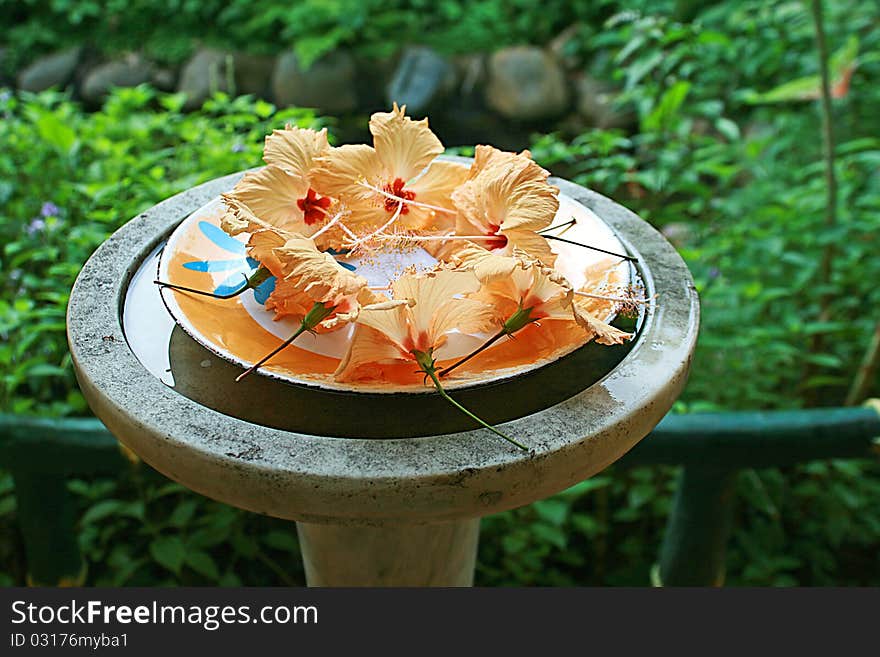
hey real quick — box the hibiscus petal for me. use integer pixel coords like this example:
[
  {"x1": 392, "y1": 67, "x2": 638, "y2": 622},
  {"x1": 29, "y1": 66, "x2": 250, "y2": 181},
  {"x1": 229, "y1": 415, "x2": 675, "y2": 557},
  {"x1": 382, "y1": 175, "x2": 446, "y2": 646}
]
[
  {"x1": 370, "y1": 103, "x2": 444, "y2": 182},
  {"x1": 228, "y1": 165, "x2": 309, "y2": 233},
  {"x1": 452, "y1": 146, "x2": 559, "y2": 238},
  {"x1": 572, "y1": 305, "x2": 632, "y2": 346},
  {"x1": 505, "y1": 229, "x2": 557, "y2": 266},
  {"x1": 264, "y1": 126, "x2": 329, "y2": 180},
  {"x1": 392, "y1": 269, "x2": 482, "y2": 339},
  {"x1": 451, "y1": 245, "x2": 520, "y2": 283},
  {"x1": 353, "y1": 300, "x2": 413, "y2": 351},
  {"x1": 312, "y1": 144, "x2": 383, "y2": 206},
  {"x1": 220, "y1": 193, "x2": 279, "y2": 236},
  {"x1": 501, "y1": 181, "x2": 560, "y2": 233},
  {"x1": 431, "y1": 297, "x2": 498, "y2": 340},
  {"x1": 246, "y1": 229, "x2": 288, "y2": 276},
  {"x1": 265, "y1": 277, "x2": 313, "y2": 321},
  {"x1": 576, "y1": 258, "x2": 628, "y2": 318},
  {"x1": 334, "y1": 324, "x2": 409, "y2": 382},
  {"x1": 526, "y1": 261, "x2": 571, "y2": 304},
  {"x1": 273, "y1": 235, "x2": 367, "y2": 306},
  {"x1": 408, "y1": 160, "x2": 468, "y2": 209}
]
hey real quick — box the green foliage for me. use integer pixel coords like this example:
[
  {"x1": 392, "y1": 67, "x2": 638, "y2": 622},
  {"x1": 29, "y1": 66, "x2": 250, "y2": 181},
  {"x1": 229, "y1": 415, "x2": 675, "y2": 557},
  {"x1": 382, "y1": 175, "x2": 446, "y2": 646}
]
[
  {"x1": 0, "y1": 87, "x2": 324, "y2": 416},
  {"x1": 744, "y1": 36, "x2": 860, "y2": 104},
  {"x1": 69, "y1": 473, "x2": 304, "y2": 586},
  {"x1": 1, "y1": 0, "x2": 638, "y2": 70},
  {"x1": 479, "y1": 458, "x2": 880, "y2": 586},
  {"x1": 530, "y1": 1, "x2": 880, "y2": 410}
]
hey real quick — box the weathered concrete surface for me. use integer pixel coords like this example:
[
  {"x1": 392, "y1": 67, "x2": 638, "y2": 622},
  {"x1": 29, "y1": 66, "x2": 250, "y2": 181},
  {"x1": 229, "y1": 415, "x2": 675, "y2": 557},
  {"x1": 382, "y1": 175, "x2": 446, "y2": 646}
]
[
  {"x1": 297, "y1": 518, "x2": 479, "y2": 586},
  {"x1": 68, "y1": 160, "x2": 699, "y2": 533}
]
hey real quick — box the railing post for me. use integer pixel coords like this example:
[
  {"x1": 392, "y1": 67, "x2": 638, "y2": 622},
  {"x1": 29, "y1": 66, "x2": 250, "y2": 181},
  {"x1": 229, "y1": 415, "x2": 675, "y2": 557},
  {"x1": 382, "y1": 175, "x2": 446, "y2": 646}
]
[
  {"x1": 0, "y1": 414, "x2": 131, "y2": 586},
  {"x1": 656, "y1": 466, "x2": 736, "y2": 586},
  {"x1": 11, "y1": 470, "x2": 86, "y2": 586}
]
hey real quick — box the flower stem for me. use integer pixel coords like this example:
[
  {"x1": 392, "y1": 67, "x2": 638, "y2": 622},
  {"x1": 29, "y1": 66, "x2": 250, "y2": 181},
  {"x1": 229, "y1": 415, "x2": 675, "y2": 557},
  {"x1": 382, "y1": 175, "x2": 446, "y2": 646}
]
[
  {"x1": 415, "y1": 351, "x2": 528, "y2": 451},
  {"x1": 542, "y1": 234, "x2": 636, "y2": 262},
  {"x1": 538, "y1": 217, "x2": 577, "y2": 234},
  {"x1": 441, "y1": 305, "x2": 538, "y2": 378},
  {"x1": 439, "y1": 329, "x2": 507, "y2": 378},
  {"x1": 155, "y1": 266, "x2": 272, "y2": 299},
  {"x1": 235, "y1": 301, "x2": 334, "y2": 381},
  {"x1": 574, "y1": 290, "x2": 653, "y2": 304}
]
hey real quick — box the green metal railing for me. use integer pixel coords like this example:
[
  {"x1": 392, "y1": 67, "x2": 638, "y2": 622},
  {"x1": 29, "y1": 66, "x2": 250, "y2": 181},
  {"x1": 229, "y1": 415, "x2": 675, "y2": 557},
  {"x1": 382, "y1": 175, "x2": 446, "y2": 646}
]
[{"x1": 1, "y1": 403, "x2": 879, "y2": 586}]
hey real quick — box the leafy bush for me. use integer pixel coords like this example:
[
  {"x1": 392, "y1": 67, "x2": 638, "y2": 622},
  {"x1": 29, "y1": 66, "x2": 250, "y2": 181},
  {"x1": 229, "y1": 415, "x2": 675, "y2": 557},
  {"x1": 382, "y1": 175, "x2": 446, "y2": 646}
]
[
  {"x1": 530, "y1": 3, "x2": 880, "y2": 409},
  {"x1": 0, "y1": 87, "x2": 324, "y2": 415},
  {"x1": 2, "y1": 0, "x2": 637, "y2": 70}
]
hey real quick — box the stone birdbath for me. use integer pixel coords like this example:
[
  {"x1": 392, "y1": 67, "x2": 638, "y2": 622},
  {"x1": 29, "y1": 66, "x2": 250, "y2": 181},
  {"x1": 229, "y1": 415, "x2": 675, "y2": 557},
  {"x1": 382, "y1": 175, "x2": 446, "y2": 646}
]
[{"x1": 68, "y1": 167, "x2": 699, "y2": 586}]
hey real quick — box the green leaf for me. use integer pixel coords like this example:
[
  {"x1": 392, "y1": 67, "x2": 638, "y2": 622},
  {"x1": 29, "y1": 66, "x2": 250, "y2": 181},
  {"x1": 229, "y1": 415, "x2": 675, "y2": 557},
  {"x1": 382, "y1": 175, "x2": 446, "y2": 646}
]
[
  {"x1": 167, "y1": 500, "x2": 198, "y2": 528},
  {"x1": 830, "y1": 35, "x2": 859, "y2": 78},
  {"x1": 149, "y1": 536, "x2": 186, "y2": 575},
  {"x1": 746, "y1": 75, "x2": 821, "y2": 104},
  {"x1": 185, "y1": 550, "x2": 220, "y2": 580},
  {"x1": 533, "y1": 499, "x2": 569, "y2": 527},
  {"x1": 715, "y1": 117, "x2": 740, "y2": 141},
  {"x1": 557, "y1": 477, "x2": 613, "y2": 500},
  {"x1": 643, "y1": 81, "x2": 691, "y2": 132},
  {"x1": 80, "y1": 499, "x2": 143, "y2": 525},
  {"x1": 530, "y1": 523, "x2": 567, "y2": 549},
  {"x1": 263, "y1": 530, "x2": 299, "y2": 552},
  {"x1": 36, "y1": 111, "x2": 77, "y2": 153}
]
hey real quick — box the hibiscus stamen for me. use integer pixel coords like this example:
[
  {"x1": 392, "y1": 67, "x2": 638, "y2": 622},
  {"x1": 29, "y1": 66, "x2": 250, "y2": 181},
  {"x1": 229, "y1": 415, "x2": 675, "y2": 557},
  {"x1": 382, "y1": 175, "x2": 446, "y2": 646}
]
[
  {"x1": 383, "y1": 178, "x2": 415, "y2": 214},
  {"x1": 345, "y1": 200, "x2": 404, "y2": 253},
  {"x1": 575, "y1": 289, "x2": 656, "y2": 319},
  {"x1": 374, "y1": 233, "x2": 508, "y2": 244},
  {"x1": 484, "y1": 224, "x2": 508, "y2": 251},
  {"x1": 236, "y1": 301, "x2": 335, "y2": 381},
  {"x1": 358, "y1": 181, "x2": 457, "y2": 215},
  {"x1": 336, "y1": 221, "x2": 360, "y2": 241},
  {"x1": 155, "y1": 267, "x2": 272, "y2": 300},
  {"x1": 309, "y1": 211, "x2": 345, "y2": 240},
  {"x1": 413, "y1": 349, "x2": 528, "y2": 451}
]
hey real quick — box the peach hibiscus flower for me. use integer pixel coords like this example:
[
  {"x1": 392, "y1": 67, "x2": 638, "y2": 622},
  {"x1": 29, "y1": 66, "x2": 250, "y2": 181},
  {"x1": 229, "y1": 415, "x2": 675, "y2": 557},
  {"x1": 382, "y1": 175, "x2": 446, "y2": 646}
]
[
  {"x1": 334, "y1": 267, "x2": 525, "y2": 449},
  {"x1": 334, "y1": 268, "x2": 495, "y2": 381},
  {"x1": 439, "y1": 247, "x2": 631, "y2": 377},
  {"x1": 235, "y1": 232, "x2": 382, "y2": 381},
  {"x1": 221, "y1": 125, "x2": 336, "y2": 241},
  {"x1": 451, "y1": 146, "x2": 559, "y2": 265},
  {"x1": 312, "y1": 104, "x2": 467, "y2": 241},
  {"x1": 246, "y1": 230, "x2": 379, "y2": 328},
  {"x1": 461, "y1": 247, "x2": 574, "y2": 326}
]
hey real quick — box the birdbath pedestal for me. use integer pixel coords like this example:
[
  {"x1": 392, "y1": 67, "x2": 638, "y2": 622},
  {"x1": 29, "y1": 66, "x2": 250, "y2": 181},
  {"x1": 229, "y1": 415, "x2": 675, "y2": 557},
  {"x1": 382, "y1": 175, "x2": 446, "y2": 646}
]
[{"x1": 68, "y1": 171, "x2": 699, "y2": 586}]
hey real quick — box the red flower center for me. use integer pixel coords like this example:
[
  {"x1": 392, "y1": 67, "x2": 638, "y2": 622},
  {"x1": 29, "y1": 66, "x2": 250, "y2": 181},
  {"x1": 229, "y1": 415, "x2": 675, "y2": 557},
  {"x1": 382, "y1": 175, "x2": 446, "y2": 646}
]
[
  {"x1": 383, "y1": 178, "x2": 415, "y2": 214},
  {"x1": 297, "y1": 188, "x2": 332, "y2": 225},
  {"x1": 485, "y1": 224, "x2": 508, "y2": 251}
]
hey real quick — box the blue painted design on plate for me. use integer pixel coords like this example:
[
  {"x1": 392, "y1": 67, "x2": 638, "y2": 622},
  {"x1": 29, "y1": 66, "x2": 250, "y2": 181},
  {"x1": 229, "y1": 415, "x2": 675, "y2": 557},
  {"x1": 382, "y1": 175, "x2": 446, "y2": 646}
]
[{"x1": 181, "y1": 220, "x2": 355, "y2": 301}]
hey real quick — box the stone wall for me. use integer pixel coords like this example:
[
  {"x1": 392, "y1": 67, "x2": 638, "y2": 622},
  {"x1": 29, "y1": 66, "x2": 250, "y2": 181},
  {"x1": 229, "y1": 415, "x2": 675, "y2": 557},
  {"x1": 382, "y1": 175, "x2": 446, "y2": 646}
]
[{"x1": 5, "y1": 39, "x2": 633, "y2": 147}]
